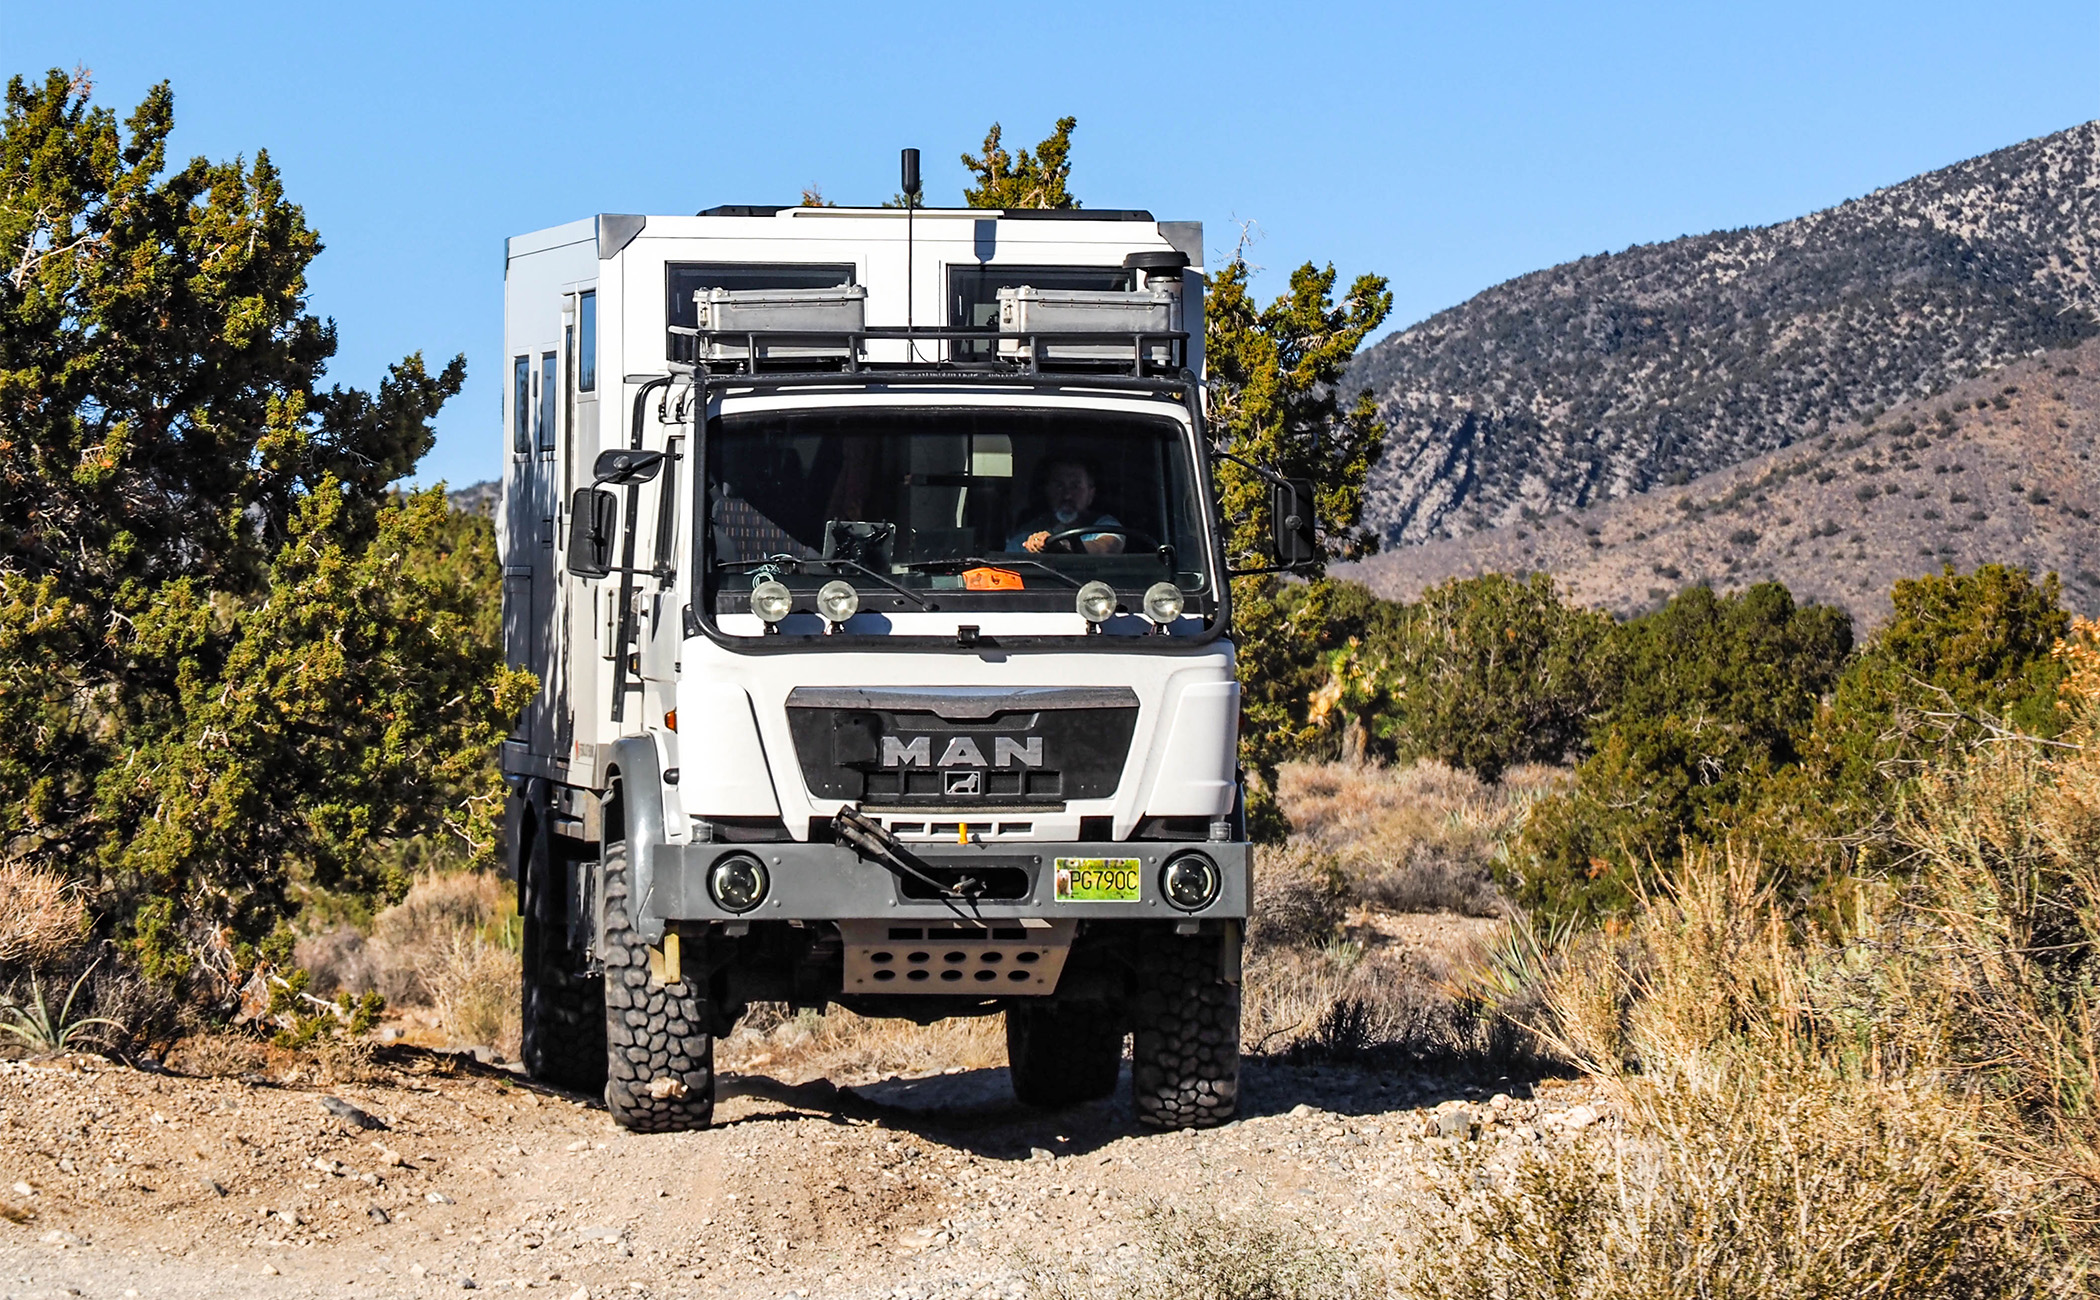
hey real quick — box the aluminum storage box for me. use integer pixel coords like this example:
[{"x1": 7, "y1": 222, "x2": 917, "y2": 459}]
[
  {"x1": 693, "y1": 286, "x2": 867, "y2": 362},
  {"x1": 995, "y1": 286, "x2": 1178, "y2": 365}
]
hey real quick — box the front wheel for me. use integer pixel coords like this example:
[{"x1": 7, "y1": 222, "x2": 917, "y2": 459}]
[
  {"x1": 600, "y1": 837, "x2": 714, "y2": 1132},
  {"x1": 1130, "y1": 932, "x2": 1241, "y2": 1129}
]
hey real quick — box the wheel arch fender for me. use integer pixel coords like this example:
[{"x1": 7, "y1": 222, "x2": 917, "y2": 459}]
[{"x1": 598, "y1": 737, "x2": 669, "y2": 946}]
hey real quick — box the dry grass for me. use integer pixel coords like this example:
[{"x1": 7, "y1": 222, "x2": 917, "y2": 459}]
[
  {"x1": 294, "y1": 870, "x2": 520, "y2": 1056},
  {"x1": 1276, "y1": 760, "x2": 1564, "y2": 916},
  {"x1": 1378, "y1": 634, "x2": 2100, "y2": 1296},
  {"x1": 423, "y1": 931, "x2": 520, "y2": 1060},
  {"x1": 1399, "y1": 1073, "x2": 2066, "y2": 1299},
  {"x1": 0, "y1": 860, "x2": 86, "y2": 969}
]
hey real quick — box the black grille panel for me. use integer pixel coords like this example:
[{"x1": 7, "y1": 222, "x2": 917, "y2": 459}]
[{"x1": 786, "y1": 697, "x2": 1136, "y2": 805}]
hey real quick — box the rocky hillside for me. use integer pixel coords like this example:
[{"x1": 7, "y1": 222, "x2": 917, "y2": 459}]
[
  {"x1": 1341, "y1": 336, "x2": 2100, "y2": 631},
  {"x1": 1352, "y1": 120, "x2": 2100, "y2": 544}
]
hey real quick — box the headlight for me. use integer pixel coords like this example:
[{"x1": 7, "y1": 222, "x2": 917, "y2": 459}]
[
  {"x1": 816, "y1": 579, "x2": 860, "y2": 625},
  {"x1": 1160, "y1": 851, "x2": 1220, "y2": 911},
  {"x1": 750, "y1": 579, "x2": 792, "y2": 624},
  {"x1": 708, "y1": 852, "x2": 770, "y2": 913},
  {"x1": 1142, "y1": 581, "x2": 1185, "y2": 625},
  {"x1": 1076, "y1": 581, "x2": 1117, "y2": 624}
]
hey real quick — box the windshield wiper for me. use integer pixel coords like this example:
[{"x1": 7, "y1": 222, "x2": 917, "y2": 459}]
[
  {"x1": 894, "y1": 557, "x2": 1083, "y2": 589},
  {"x1": 714, "y1": 555, "x2": 935, "y2": 609}
]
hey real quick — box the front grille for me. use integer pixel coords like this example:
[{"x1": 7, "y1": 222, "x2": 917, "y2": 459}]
[{"x1": 785, "y1": 686, "x2": 1137, "y2": 807}]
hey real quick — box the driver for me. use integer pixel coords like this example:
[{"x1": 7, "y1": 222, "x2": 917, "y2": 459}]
[{"x1": 1007, "y1": 458, "x2": 1125, "y2": 555}]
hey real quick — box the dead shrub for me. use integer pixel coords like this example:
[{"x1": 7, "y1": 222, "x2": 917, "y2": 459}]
[
  {"x1": 1401, "y1": 1072, "x2": 2070, "y2": 1299},
  {"x1": 423, "y1": 930, "x2": 519, "y2": 1059},
  {"x1": 1275, "y1": 759, "x2": 1562, "y2": 915},
  {"x1": 293, "y1": 925, "x2": 375, "y2": 998},
  {"x1": 1361, "y1": 840, "x2": 1501, "y2": 917},
  {"x1": 1250, "y1": 843, "x2": 1349, "y2": 949},
  {"x1": 0, "y1": 860, "x2": 87, "y2": 969},
  {"x1": 367, "y1": 870, "x2": 514, "y2": 1006},
  {"x1": 165, "y1": 1031, "x2": 268, "y2": 1078}
]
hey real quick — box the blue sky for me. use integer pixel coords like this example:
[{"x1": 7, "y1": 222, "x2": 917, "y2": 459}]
[{"x1": 5, "y1": 2, "x2": 2095, "y2": 488}]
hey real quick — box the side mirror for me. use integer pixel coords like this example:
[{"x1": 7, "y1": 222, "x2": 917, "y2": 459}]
[
  {"x1": 566, "y1": 489, "x2": 619, "y2": 578},
  {"x1": 1271, "y1": 478, "x2": 1319, "y2": 567},
  {"x1": 592, "y1": 448, "x2": 664, "y2": 485}
]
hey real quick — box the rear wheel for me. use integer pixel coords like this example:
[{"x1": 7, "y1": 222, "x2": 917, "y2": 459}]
[
  {"x1": 519, "y1": 819, "x2": 606, "y2": 1095},
  {"x1": 1130, "y1": 933, "x2": 1241, "y2": 1129},
  {"x1": 1005, "y1": 1002, "x2": 1123, "y2": 1108},
  {"x1": 600, "y1": 836, "x2": 715, "y2": 1132}
]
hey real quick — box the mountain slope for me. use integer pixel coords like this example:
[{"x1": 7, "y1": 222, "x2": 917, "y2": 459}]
[
  {"x1": 1341, "y1": 336, "x2": 2100, "y2": 631},
  {"x1": 1352, "y1": 120, "x2": 2100, "y2": 544}
]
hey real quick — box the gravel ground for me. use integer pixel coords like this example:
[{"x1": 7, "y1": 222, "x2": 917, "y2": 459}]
[{"x1": 0, "y1": 1046, "x2": 1610, "y2": 1300}]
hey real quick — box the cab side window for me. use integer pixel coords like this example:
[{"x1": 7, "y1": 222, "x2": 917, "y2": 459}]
[{"x1": 512, "y1": 356, "x2": 531, "y2": 454}]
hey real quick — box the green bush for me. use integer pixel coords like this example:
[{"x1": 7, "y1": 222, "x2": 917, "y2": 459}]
[
  {"x1": 1374, "y1": 573, "x2": 1617, "y2": 782},
  {"x1": 1507, "y1": 583, "x2": 1853, "y2": 918}
]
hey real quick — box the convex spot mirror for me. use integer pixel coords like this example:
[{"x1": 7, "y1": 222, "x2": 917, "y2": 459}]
[
  {"x1": 566, "y1": 489, "x2": 619, "y2": 578},
  {"x1": 592, "y1": 448, "x2": 664, "y2": 485},
  {"x1": 1271, "y1": 478, "x2": 1319, "y2": 567}
]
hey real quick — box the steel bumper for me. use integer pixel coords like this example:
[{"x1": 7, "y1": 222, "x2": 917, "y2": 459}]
[{"x1": 636, "y1": 838, "x2": 1251, "y2": 927}]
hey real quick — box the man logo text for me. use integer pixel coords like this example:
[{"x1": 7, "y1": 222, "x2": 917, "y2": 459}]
[{"x1": 879, "y1": 736, "x2": 1043, "y2": 768}]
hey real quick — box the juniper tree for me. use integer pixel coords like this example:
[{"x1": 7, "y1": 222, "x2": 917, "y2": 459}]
[
  {"x1": 0, "y1": 69, "x2": 529, "y2": 976},
  {"x1": 961, "y1": 118, "x2": 1080, "y2": 209}
]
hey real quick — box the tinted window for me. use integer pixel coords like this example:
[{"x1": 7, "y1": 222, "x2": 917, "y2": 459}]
[
  {"x1": 512, "y1": 356, "x2": 530, "y2": 454},
  {"x1": 538, "y1": 352, "x2": 557, "y2": 451},
  {"x1": 707, "y1": 408, "x2": 1207, "y2": 599},
  {"x1": 577, "y1": 291, "x2": 597, "y2": 392}
]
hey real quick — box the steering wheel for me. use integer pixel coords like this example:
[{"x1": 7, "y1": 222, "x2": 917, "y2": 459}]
[{"x1": 1035, "y1": 524, "x2": 1152, "y2": 554}]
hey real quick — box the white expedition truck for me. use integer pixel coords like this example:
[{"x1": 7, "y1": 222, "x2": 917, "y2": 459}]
[{"x1": 499, "y1": 196, "x2": 1317, "y2": 1132}]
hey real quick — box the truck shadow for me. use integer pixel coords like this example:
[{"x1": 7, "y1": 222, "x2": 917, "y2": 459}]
[{"x1": 713, "y1": 1056, "x2": 1546, "y2": 1160}]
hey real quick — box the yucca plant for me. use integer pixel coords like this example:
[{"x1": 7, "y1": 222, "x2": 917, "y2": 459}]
[{"x1": 0, "y1": 963, "x2": 121, "y2": 1054}]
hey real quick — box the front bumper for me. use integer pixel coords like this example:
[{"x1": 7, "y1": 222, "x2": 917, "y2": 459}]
[{"x1": 636, "y1": 838, "x2": 1251, "y2": 927}]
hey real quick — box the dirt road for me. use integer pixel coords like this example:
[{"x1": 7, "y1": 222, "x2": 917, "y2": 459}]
[{"x1": 0, "y1": 1045, "x2": 1604, "y2": 1299}]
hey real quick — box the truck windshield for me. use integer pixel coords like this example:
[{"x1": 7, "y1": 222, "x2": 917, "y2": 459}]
[{"x1": 705, "y1": 407, "x2": 1210, "y2": 607}]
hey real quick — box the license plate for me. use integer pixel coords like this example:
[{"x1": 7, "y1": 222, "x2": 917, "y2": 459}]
[{"x1": 1054, "y1": 857, "x2": 1142, "y2": 902}]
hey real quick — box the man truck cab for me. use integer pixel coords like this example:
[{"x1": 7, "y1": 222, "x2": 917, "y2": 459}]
[{"x1": 501, "y1": 201, "x2": 1304, "y2": 1132}]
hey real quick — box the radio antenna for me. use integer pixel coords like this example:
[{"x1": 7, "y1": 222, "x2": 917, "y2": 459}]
[{"x1": 901, "y1": 148, "x2": 920, "y2": 362}]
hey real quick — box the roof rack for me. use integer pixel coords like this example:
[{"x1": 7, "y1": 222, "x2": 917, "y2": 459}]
[
  {"x1": 668, "y1": 324, "x2": 1188, "y2": 379},
  {"x1": 670, "y1": 282, "x2": 1188, "y2": 377}
]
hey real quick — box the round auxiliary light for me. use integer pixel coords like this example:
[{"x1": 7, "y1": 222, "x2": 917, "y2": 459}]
[
  {"x1": 816, "y1": 579, "x2": 861, "y2": 625},
  {"x1": 750, "y1": 579, "x2": 793, "y2": 624},
  {"x1": 1142, "y1": 581, "x2": 1185, "y2": 626},
  {"x1": 1076, "y1": 580, "x2": 1117, "y2": 624},
  {"x1": 708, "y1": 852, "x2": 770, "y2": 914},
  {"x1": 1160, "y1": 851, "x2": 1221, "y2": 912}
]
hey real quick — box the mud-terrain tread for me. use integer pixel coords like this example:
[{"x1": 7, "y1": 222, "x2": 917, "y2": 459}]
[
  {"x1": 600, "y1": 839, "x2": 714, "y2": 1132},
  {"x1": 519, "y1": 823, "x2": 606, "y2": 1095},
  {"x1": 1005, "y1": 1003, "x2": 1123, "y2": 1108},
  {"x1": 1130, "y1": 934, "x2": 1240, "y2": 1129}
]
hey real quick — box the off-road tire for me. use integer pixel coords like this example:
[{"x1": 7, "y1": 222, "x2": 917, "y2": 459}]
[
  {"x1": 519, "y1": 821, "x2": 606, "y2": 1095},
  {"x1": 1005, "y1": 1002, "x2": 1123, "y2": 1108},
  {"x1": 1130, "y1": 933, "x2": 1240, "y2": 1129},
  {"x1": 600, "y1": 838, "x2": 715, "y2": 1132}
]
